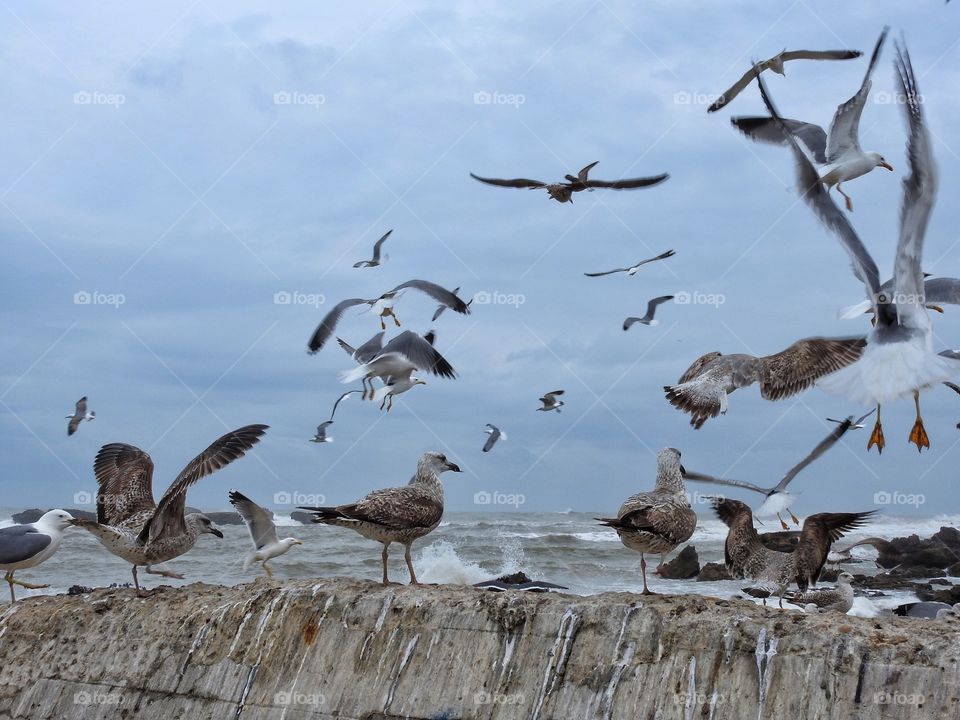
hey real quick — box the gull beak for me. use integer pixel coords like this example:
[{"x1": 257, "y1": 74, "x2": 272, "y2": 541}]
[
  {"x1": 210, "y1": 526, "x2": 224, "y2": 538},
  {"x1": 680, "y1": 464, "x2": 687, "y2": 476},
  {"x1": 293, "y1": 539, "x2": 304, "y2": 546},
  {"x1": 880, "y1": 161, "x2": 894, "y2": 171},
  {"x1": 446, "y1": 461, "x2": 462, "y2": 473}
]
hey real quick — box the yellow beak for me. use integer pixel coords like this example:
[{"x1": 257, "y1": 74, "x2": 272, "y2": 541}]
[{"x1": 880, "y1": 161, "x2": 894, "y2": 171}]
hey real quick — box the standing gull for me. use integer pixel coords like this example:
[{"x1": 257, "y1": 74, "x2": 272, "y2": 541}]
[
  {"x1": 755, "y1": 44, "x2": 960, "y2": 451},
  {"x1": 470, "y1": 162, "x2": 668, "y2": 204},
  {"x1": 482, "y1": 424, "x2": 505, "y2": 452},
  {"x1": 71, "y1": 424, "x2": 267, "y2": 596},
  {"x1": 731, "y1": 28, "x2": 892, "y2": 211},
  {"x1": 0, "y1": 510, "x2": 73, "y2": 602},
  {"x1": 228, "y1": 490, "x2": 302, "y2": 577},
  {"x1": 353, "y1": 229, "x2": 392, "y2": 268},
  {"x1": 67, "y1": 396, "x2": 95, "y2": 436},
  {"x1": 597, "y1": 448, "x2": 696, "y2": 594},
  {"x1": 298, "y1": 451, "x2": 461, "y2": 584},
  {"x1": 707, "y1": 48, "x2": 862, "y2": 113},
  {"x1": 623, "y1": 295, "x2": 674, "y2": 329},
  {"x1": 664, "y1": 337, "x2": 865, "y2": 428},
  {"x1": 537, "y1": 390, "x2": 565, "y2": 413},
  {"x1": 584, "y1": 250, "x2": 675, "y2": 277},
  {"x1": 684, "y1": 416, "x2": 858, "y2": 528},
  {"x1": 788, "y1": 572, "x2": 855, "y2": 613}
]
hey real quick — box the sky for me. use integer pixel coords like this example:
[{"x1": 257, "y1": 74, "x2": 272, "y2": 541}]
[{"x1": 2, "y1": 1, "x2": 960, "y2": 518}]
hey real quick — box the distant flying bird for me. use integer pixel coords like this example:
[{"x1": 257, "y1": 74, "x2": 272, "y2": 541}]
[
  {"x1": 310, "y1": 421, "x2": 334, "y2": 443},
  {"x1": 66, "y1": 396, "x2": 95, "y2": 436},
  {"x1": 623, "y1": 295, "x2": 674, "y2": 329},
  {"x1": 353, "y1": 229, "x2": 393, "y2": 268},
  {"x1": 308, "y1": 280, "x2": 470, "y2": 354},
  {"x1": 470, "y1": 161, "x2": 668, "y2": 204},
  {"x1": 482, "y1": 424, "x2": 505, "y2": 452},
  {"x1": 664, "y1": 337, "x2": 865, "y2": 428},
  {"x1": 707, "y1": 48, "x2": 862, "y2": 113},
  {"x1": 731, "y1": 28, "x2": 892, "y2": 211},
  {"x1": 584, "y1": 249, "x2": 675, "y2": 277},
  {"x1": 432, "y1": 288, "x2": 473, "y2": 321},
  {"x1": 228, "y1": 490, "x2": 303, "y2": 577},
  {"x1": 0, "y1": 509, "x2": 74, "y2": 602},
  {"x1": 537, "y1": 390, "x2": 565, "y2": 413}
]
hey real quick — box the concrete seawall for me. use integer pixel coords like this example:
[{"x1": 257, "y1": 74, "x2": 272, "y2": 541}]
[{"x1": 0, "y1": 578, "x2": 957, "y2": 719}]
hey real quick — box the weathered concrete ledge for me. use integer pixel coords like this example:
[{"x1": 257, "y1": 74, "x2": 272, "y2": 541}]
[{"x1": 0, "y1": 578, "x2": 957, "y2": 719}]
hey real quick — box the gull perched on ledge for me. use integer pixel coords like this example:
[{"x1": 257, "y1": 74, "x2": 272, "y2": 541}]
[{"x1": 0, "y1": 510, "x2": 73, "y2": 602}]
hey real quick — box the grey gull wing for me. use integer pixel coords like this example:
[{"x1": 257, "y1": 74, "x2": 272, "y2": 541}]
[
  {"x1": 308, "y1": 298, "x2": 373, "y2": 354},
  {"x1": 228, "y1": 489, "x2": 279, "y2": 550},
  {"x1": 0, "y1": 525, "x2": 52, "y2": 564}
]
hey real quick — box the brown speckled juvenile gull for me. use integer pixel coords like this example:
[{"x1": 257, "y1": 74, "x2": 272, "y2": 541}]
[
  {"x1": 71, "y1": 424, "x2": 267, "y2": 597},
  {"x1": 597, "y1": 448, "x2": 696, "y2": 594},
  {"x1": 298, "y1": 451, "x2": 461, "y2": 584},
  {"x1": 664, "y1": 336, "x2": 865, "y2": 429},
  {"x1": 789, "y1": 571, "x2": 855, "y2": 613}
]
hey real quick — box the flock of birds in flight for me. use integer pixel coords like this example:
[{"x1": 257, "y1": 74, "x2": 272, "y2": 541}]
[{"x1": 2, "y1": 27, "x2": 959, "y2": 613}]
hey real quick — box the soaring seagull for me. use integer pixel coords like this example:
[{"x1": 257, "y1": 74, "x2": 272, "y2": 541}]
[
  {"x1": 66, "y1": 396, "x2": 95, "y2": 436},
  {"x1": 482, "y1": 423, "x2": 505, "y2": 452},
  {"x1": 71, "y1": 424, "x2": 267, "y2": 596},
  {"x1": 470, "y1": 161, "x2": 668, "y2": 204},
  {"x1": 310, "y1": 421, "x2": 334, "y2": 443},
  {"x1": 664, "y1": 337, "x2": 865, "y2": 428},
  {"x1": 308, "y1": 280, "x2": 469, "y2": 354},
  {"x1": 584, "y1": 249, "x2": 675, "y2": 277},
  {"x1": 0, "y1": 510, "x2": 73, "y2": 602},
  {"x1": 353, "y1": 229, "x2": 392, "y2": 268},
  {"x1": 755, "y1": 43, "x2": 960, "y2": 451},
  {"x1": 597, "y1": 448, "x2": 696, "y2": 594},
  {"x1": 298, "y1": 451, "x2": 461, "y2": 584},
  {"x1": 684, "y1": 417, "x2": 857, "y2": 529},
  {"x1": 707, "y1": 48, "x2": 862, "y2": 113},
  {"x1": 228, "y1": 490, "x2": 302, "y2": 577},
  {"x1": 537, "y1": 390, "x2": 565, "y2": 413},
  {"x1": 623, "y1": 295, "x2": 674, "y2": 329},
  {"x1": 731, "y1": 27, "x2": 892, "y2": 211}
]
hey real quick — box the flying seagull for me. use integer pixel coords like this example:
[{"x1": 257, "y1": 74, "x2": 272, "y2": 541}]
[
  {"x1": 482, "y1": 423, "x2": 505, "y2": 452},
  {"x1": 470, "y1": 162, "x2": 669, "y2": 204},
  {"x1": 684, "y1": 416, "x2": 856, "y2": 529},
  {"x1": 308, "y1": 280, "x2": 470, "y2": 354},
  {"x1": 66, "y1": 396, "x2": 95, "y2": 436},
  {"x1": 755, "y1": 43, "x2": 960, "y2": 451},
  {"x1": 340, "y1": 330, "x2": 454, "y2": 410},
  {"x1": 731, "y1": 27, "x2": 892, "y2": 211},
  {"x1": 298, "y1": 451, "x2": 461, "y2": 584},
  {"x1": 584, "y1": 249, "x2": 675, "y2": 277},
  {"x1": 353, "y1": 229, "x2": 392, "y2": 268},
  {"x1": 623, "y1": 295, "x2": 674, "y2": 329},
  {"x1": 714, "y1": 498, "x2": 873, "y2": 605},
  {"x1": 0, "y1": 509, "x2": 73, "y2": 602},
  {"x1": 787, "y1": 571, "x2": 855, "y2": 613},
  {"x1": 597, "y1": 448, "x2": 696, "y2": 594},
  {"x1": 664, "y1": 336, "x2": 865, "y2": 428},
  {"x1": 337, "y1": 332, "x2": 386, "y2": 364},
  {"x1": 71, "y1": 424, "x2": 267, "y2": 596},
  {"x1": 537, "y1": 390, "x2": 565, "y2": 413},
  {"x1": 432, "y1": 288, "x2": 473, "y2": 321},
  {"x1": 228, "y1": 490, "x2": 303, "y2": 577},
  {"x1": 707, "y1": 48, "x2": 863, "y2": 113},
  {"x1": 310, "y1": 421, "x2": 334, "y2": 444}
]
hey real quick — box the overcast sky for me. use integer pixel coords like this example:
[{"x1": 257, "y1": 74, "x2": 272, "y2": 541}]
[{"x1": 2, "y1": 1, "x2": 960, "y2": 518}]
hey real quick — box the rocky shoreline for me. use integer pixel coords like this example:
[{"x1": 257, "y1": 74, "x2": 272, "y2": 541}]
[{"x1": 1, "y1": 577, "x2": 958, "y2": 719}]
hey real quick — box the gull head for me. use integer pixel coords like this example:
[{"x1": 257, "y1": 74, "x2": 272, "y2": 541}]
[
  {"x1": 189, "y1": 513, "x2": 224, "y2": 538},
  {"x1": 282, "y1": 538, "x2": 304, "y2": 549},
  {"x1": 418, "y1": 451, "x2": 461, "y2": 477},
  {"x1": 868, "y1": 152, "x2": 893, "y2": 172},
  {"x1": 837, "y1": 571, "x2": 854, "y2": 586},
  {"x1": 656, "y1": 447, "x2": 685, "y2": 478},
  {"x1": 38, "y1": 509, "x2": 74, "y2": 531}
]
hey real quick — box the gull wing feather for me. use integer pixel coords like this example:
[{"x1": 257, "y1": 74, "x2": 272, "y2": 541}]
[
  {"x1": 308, "y1": 298, "x2": 372, "y2": 354},
  {"x1": 228, "y1": 489, "x2": 279, "y2": 549},
  {"x1": 825, "y1": 27, "x2": 888, "y2": 161}
]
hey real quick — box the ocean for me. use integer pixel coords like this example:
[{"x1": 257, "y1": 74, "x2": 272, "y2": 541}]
[{"x1": 3, "y1": 509, "x2": 957, "y2": 615}]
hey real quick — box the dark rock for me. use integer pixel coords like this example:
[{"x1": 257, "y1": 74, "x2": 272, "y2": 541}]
[
  {"x1": 494, "y1": 572, "x2": 532, "y2": 585},
  {"x1": 696, "y1": 562, "x2": 732, "y2": 582},
  {"x1": 758, "y1": 531, "x2": 799, "y2": 553},
  {"x1": 851, "y1": 573, "x2": 930, "y2": 592},
  {"x1": 11, "y1": 508, "x2": 96, "y2": 524},
  {"x1": 947, "y1": 561, "x2": 960, "y2": 577},
  {"x1": 930, "y1": 578, "x2": 952, "y2": 586},
  {"x1": 916, "y1": 584, "x2": 960, "y2": 604},
  {"x1": 818, "y1": 567, "x2": 840, "y2": 583},
  {"x1": 67, "y1": 585, "x2": 92, "y2": 596},
  {"x1": 890, "y1": 566, "x2": 946, "y2": 579},
  {"x1": 290, "y1": 511, "x2": 316, "y2": 525},
  {"x1": 202, "y1": 511, "x2": 244, "y2": 526},
  {"x1": 659, "y1": 546, "x2": 699, "y2": 579}
]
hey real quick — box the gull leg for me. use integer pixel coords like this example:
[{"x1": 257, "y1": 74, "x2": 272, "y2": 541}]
[
  {"x1": 132, "y1": 566, "x2": 153, "y2": 598},
  {"x1": 788, "y1": 508, "x2": 800, "y2": 526},
  {"x1": 909, "y1": 391, "x2": 930, "y2": 452},
  {"x1": 262, "y1": 561, "x2": 273, "y2": 578},
  {"x1": 386, "y1": 395, "x2": 393, "y2": 412},
  {"x1": 144, "y1": 565, "x2": 185, "y2": 580},
  {"x1": 381, "y1": 543, "x2": 390, "y2": 585},
  {"x1": 5, "y1": 572, "x2": 16, "y2": 603},
  {"x1": 404, "y1": 544, "x2": 419, "y2": 585},
  {"x1": 379, "y1": 394, "x2": 388, "y2": 411},
  {"x1": 868, "y1": 404, "x2": 885, "y2": 453},
  {"x1": 7, "y1": 574, "x2": 49, "y2": 591},
  {"x1": 640, "y1": 554, "x2": 654, "y2": 595},
  {"x1": 836, "y1": 183, "x2": 854, "y2": 212}
]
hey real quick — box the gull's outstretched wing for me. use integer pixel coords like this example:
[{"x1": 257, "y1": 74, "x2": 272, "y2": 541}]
[
  {"x1": 308, "y1": 298, "x2": 372, "y2": 354},
  {"x1": 470, "y1": 173, "x2": 546, "y2": 189},
  {"x1": 584, "y1": 173, "x2": 669, "y2": 189},
  {"x1": 228, "y1": 489, "x2": 279, "y2": 549}
]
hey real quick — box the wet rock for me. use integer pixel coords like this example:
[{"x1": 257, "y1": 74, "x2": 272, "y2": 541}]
[
  {"x1": 290, "y1": 510, "x2": 316, "y2": 525},
  {"x1": 67, "y1": 585, "x2": 92, "y2": 596},
  {"x1": 917, "y1": 584, "x2": 960, "y2": 604},
  {"x1": 202, "y1": 511, "x2": 244, "y2": 526},
  {"x1": 696, "y1": 562, "x2": 732, "y2": 582},
  {"x1": 658, "y1": 545, "x2": 699, "y2": 579}
]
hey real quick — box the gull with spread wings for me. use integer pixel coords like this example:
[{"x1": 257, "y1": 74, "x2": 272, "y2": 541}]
[
  {"x1": 353, "y1": 229, "x2": 392, "y2": 268},
  {"x1": 585, "y1": 249, "x2": 675, "y2": 277},
  {"x1": 623, "y1": 295, "x2": 674, "y2": 329},
  {"x1": 731, "y1": 28, "x2": 892, "y2": 211},
  {"x1": 470, "y1": 161, "x2": 668, "y2": 204},
  {"x1": 229, "y1": 490, "x2": 302, "y2": 577}
]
